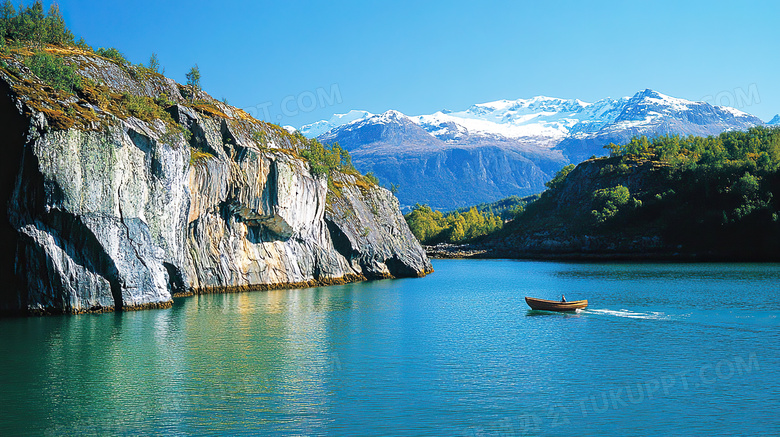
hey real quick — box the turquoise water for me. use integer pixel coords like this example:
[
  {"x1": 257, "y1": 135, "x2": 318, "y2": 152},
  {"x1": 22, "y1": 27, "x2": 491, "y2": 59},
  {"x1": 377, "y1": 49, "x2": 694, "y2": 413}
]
[{"x1": 1, "y1": 259, "x2": 779, "y2": 436}]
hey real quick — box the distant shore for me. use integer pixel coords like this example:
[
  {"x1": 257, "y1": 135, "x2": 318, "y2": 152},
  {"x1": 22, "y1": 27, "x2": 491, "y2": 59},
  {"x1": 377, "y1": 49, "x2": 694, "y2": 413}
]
[{"x1": 424, "y1": 243, "x2": 780, "y2": 262}]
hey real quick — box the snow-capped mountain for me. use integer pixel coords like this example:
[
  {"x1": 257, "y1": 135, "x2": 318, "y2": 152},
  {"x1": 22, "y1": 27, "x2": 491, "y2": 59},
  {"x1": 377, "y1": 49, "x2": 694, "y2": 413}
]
[
  {"x1": 768, "y1": 115, "x2": 780, "y2": 125},
  {"x1": 308, "y1": 90, "x2": 766, "y2": 210},
  {"x1": 317, "y1": 109, "x2": 568, "y2": 211},
  {"x1": 558, "y1": 89, "x2": 762, "y2": 161},
  {"x1": 414, "y1": 96, "x2": 590, "y2": 142},
  {"x1": 300, "y1": 110, "x2": 373, "y2": 138},
  {"x1": 308, "y1": 90, "x2": 761, "y2": 146},
  {"x1": 318, "y1": 110, "x2": 445, "y2": 154}
]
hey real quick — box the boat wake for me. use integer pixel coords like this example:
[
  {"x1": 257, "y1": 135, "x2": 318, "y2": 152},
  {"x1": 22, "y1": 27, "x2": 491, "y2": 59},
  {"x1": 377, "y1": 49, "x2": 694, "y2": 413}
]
[{"x1": 586, "y1": 309, "x2": 672, "y2": 320}]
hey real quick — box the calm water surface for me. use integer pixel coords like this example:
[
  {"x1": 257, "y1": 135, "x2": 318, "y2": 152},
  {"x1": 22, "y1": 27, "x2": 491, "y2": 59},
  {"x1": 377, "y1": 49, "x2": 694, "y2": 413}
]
[{"x1": 1, "y1": 260, "x2": 779, "y2": 436}]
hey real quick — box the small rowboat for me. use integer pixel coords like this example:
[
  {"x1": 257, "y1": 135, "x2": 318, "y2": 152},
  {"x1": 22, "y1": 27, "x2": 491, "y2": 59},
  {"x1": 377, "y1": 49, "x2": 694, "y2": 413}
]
[{"x1": 525, "y1": 296, "x2": 588, "y2": 312}]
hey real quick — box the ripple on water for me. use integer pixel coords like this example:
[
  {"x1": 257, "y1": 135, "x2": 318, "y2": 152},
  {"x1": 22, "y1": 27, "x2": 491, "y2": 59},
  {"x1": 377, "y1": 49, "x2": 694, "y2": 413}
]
[{"x1": 0, "y1": 259, "x2": 778, "y2": 436}]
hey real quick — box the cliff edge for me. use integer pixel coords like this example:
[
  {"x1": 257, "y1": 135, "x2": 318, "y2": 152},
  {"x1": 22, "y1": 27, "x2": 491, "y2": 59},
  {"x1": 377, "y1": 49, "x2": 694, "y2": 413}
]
[{"x1": 0, "y1": 45, "x2": 431, "y2": 315}]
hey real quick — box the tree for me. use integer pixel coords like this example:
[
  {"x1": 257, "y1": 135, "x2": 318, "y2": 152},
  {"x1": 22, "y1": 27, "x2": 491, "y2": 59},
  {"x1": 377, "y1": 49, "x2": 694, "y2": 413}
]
[
  {"x1": 43, "y1": 3, "x2": 72, "y2": 45},
  {"x1": 449, "y1": 214, "x2": 466, "y2": 242},
  {"x1": 604, "y1": 142, "x2": 622, "y2": 157},
  {"x1": 148, "y1": 53, "x2": 163, "y2": 74},
  {"x1": 624, "y1": 136, "x2": 652, "y2": 157},
  {"x1": 0, "y1": 0, "x2": 71, "y2": 46},
  {"x1": 0, "y1": 0, "x2": 15, "y2": 38},
  {"x1": 364, "y1": 171, "x2": 379, "y2": 185},
  {"x1": 21, "y1": 0, "x2": 45, "y2": 45},
  {"x1": 186, "y1": 64, "x2": 201, "y2": 101},
  {"x1": 545, "y1": 164, "x2": 576, "y2": 191},
  {"x1": 591, "y1": 185, "x2": 632, "y2": 223},
  {"x1": 74, "y1": 36, "x2": 91, "y2": 51},
  {"x1": 330, "y1": 142, "x2": 352, "y2": 170},
  {"x1": 405, "y1": 204, "x2": 443, "y2": 242}
]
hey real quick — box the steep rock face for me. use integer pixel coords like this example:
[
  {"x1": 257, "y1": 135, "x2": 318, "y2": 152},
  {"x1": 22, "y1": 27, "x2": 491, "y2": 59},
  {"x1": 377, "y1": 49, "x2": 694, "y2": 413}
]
[
  {"x1": 325, "y1": 173, "x2": 431, "y2": 278},
  {"x1": 184, "y1": 136, "x2": 355, "y2": 291},
  {"x1": 8, "y1": 117, "x2": 190, "y2": 312},
  {"x1": 0, "y1": 50, "x2": 431, "y2": 315}
]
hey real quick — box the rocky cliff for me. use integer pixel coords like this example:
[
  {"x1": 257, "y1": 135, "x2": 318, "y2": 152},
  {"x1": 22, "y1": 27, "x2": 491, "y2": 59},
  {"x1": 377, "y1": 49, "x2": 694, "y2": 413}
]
[{"x1": 0, "y1": 46, "x2": 431, "y2": 315}]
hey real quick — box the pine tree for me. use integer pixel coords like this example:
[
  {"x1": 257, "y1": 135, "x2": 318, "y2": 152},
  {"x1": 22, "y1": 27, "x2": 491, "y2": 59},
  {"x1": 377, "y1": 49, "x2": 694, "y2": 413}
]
[
  {"x1": 0, "y1": 0, "x2": 16, "y2": 39},
  {"x1": 24, "y1": 0, "x2": 45, "y2": 45},
  {"x1": 43, "y1": 3, "x2": 72, "y2": 45},
  {"x1": 148, "y1": 53, "x2": 163, "y2": 74},
  {"x1": 185, "y1": 64, "x2": 200, "y2": 101}
]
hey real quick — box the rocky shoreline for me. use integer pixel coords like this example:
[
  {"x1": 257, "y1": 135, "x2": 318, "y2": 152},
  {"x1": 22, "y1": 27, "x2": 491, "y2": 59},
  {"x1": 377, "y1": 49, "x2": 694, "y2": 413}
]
[{"x1": 424, "y1": 242, "x2": 775, "y2": 262}]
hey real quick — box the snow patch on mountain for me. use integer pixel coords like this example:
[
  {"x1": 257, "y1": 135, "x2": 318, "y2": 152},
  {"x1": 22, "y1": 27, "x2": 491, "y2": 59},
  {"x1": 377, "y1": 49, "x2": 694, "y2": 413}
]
[
  {"x1": 300, "y1": 109, "x2": 373, "y2": 137},
  {"x1": 635, "y1": 89, "x2": 691, "y2": 112},
  {"x1": 305, "y1": 89, "x2": 765, "y2": 159},
  {"x1": 412, "y1": 96, "x2": 593, "y2": 142}
]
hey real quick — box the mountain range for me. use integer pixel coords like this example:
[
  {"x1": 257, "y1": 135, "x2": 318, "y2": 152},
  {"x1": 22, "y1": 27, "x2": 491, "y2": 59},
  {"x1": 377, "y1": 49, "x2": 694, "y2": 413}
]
[{"x1": 302, "y1": 89, "x2": 772, "y2": 210}]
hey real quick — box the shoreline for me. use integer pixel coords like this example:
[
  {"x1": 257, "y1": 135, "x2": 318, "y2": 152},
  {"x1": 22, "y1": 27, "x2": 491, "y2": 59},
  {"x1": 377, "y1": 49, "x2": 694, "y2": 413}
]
[
  {"x1": 2, "y1": 270, "x2": 441, "y2": 318},
  {"x1": 425, "y1": 244, "x2": 780, "y2": 263}
]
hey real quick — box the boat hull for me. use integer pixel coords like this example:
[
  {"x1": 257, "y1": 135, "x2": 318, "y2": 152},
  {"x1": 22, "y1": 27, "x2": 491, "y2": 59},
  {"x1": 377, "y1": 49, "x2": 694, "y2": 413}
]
[{"x1": 525, "y1": 297, "x2": 588, "y2": 312}]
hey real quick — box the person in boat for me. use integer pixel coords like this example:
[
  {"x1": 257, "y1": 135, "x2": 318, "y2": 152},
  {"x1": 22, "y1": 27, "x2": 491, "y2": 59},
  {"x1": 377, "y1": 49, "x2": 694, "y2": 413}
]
[{"x1": 561, "y1": 295, "x2": 566, "y2": 302}]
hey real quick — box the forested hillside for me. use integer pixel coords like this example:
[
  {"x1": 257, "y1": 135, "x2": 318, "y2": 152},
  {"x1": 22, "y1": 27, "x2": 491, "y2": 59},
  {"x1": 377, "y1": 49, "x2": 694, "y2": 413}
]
[
  {"x1": 481, "y1": 126, "x2": 780, "y2": 259},
  {"x1": 404, "y1": 194, "x2": 539, "y2": 245}
]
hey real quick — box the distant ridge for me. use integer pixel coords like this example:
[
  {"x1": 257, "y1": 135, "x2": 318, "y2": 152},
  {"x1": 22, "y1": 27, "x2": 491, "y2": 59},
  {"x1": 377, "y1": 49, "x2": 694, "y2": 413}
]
[{"x1": 303, "y1": 90, "x2": 766, "y2": 210}]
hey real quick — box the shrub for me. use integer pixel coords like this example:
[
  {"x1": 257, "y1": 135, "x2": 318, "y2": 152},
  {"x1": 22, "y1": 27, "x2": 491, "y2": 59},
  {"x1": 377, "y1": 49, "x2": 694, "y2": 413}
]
[
  {"x1": 121, "y1": 93, "x2": 162, "y2": 121},
  {"x1": 252, "y1": 131, "x2": 269, "y2": 150},
  {"x1": 95, "y1": 47, "x2": 128, "y2": 65},
  {"x1": 160, "y1": 124, "x2": 191, "y2": 149},
  {"x1": 24, "y1": 51, "x2": 82, "y2": 92},
  {"x1": 591, "y1": 185, "x2": 635, "y2": 223},
  {"x1": 545, "y1": 164, "x2": 576, "y2": 190},
  {"x1": 364, "y1": 172, "x2": 379, "y2": 185},
  {"x1": 78, "y1": 77, "x2": 110, "y2": 108},
  {"x1": 154, "y1": 92, "x2": 173, "y2": 108},
  {"x1": 189, "y1": 148, "x2": 214, "y2": 167}
]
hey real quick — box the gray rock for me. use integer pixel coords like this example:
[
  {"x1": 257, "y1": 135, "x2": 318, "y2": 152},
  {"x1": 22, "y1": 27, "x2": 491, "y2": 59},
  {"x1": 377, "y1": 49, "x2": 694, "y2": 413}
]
[{"x1": 0, "y1": 54, "x2": 431, "y2": 315}]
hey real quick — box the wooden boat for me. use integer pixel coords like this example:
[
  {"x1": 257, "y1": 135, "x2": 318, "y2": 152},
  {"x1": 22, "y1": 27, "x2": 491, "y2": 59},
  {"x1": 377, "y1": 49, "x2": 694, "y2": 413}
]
[{"x1": 525, "y1": 296, "x2": 588, "y2": 312}]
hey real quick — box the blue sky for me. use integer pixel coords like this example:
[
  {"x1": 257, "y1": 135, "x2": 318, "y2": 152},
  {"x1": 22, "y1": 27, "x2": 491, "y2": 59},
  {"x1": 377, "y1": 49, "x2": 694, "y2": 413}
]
[{"x1": 54, "y1": 0, "x2": 779, "y2": 127}]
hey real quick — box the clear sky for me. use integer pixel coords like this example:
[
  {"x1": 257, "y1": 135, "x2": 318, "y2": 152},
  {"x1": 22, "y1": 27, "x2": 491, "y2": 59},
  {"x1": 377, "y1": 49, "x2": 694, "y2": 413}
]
[{"x1": 54, "y1": 0, "x2": 779, "y2": 127}]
